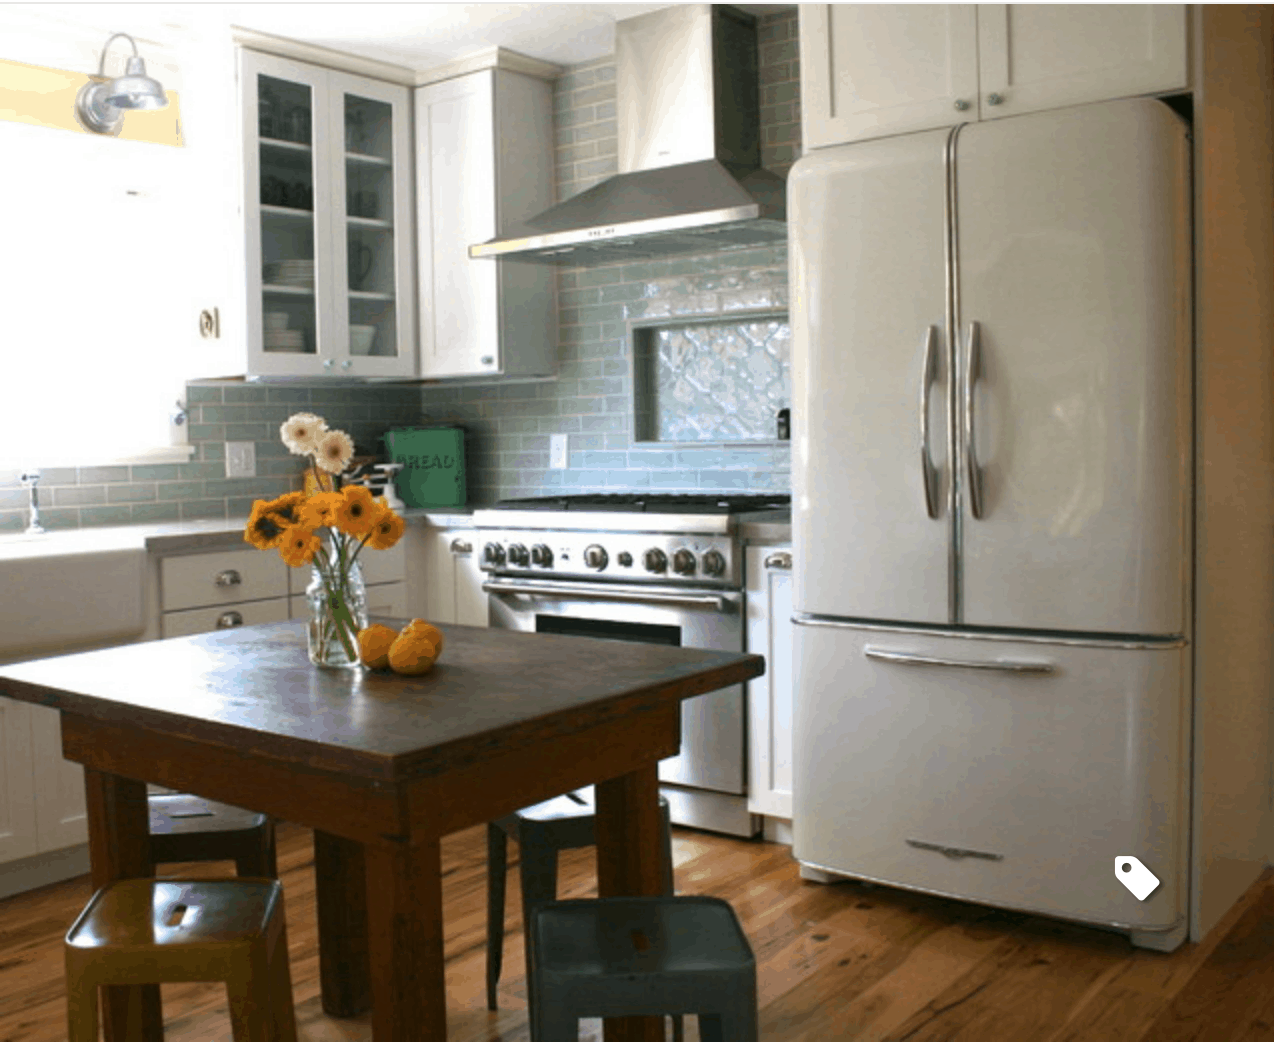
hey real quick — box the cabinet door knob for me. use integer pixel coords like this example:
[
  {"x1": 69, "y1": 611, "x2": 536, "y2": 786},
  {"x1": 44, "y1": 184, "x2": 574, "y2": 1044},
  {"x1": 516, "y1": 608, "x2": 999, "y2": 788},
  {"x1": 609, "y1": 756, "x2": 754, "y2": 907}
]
[
  {"x1": 450, "y1": 538, "x2": 473, "y2": 554},
  {"x1": 216, "y1": 610, "x2": 244, "y2": 628},
  {"x1": 764, "y1": 551, "x2": 792, "y2": 570},
  {"x1": 341, "y1": 359, "x2": 352, "y2": 370},
  {"x1": 480, "y1": 355, "x2": 494, "y2": 366},
  {"x1": 953, "y1": 98, "x2": 970, "y2": 112},
  {"x1": 986, "y1": 92, "x2": 1004, "y2": 106},
  {"x1": 214, "y1": 569, "x2": 242, "y2": 587},
  {"x1": 323, "y1": 359, "x2": 334, "y2": 370}
]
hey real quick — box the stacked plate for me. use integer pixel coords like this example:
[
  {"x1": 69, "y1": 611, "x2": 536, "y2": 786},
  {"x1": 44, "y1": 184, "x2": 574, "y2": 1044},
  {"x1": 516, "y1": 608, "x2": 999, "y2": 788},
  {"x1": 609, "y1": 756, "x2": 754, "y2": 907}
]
[
  {"x1": 265, "y1": 329, "x2": 305, "y2": 352},
  {"x1": 263, "y1": 260, "x2": 315, "y2": 288}
]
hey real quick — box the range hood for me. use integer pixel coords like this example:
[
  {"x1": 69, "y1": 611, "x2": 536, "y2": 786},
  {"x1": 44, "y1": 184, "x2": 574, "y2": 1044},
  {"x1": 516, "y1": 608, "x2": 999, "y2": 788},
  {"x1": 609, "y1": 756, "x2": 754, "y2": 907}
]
[{"x1": 470, "y1": 4, "x2": 786, "y2": 266}]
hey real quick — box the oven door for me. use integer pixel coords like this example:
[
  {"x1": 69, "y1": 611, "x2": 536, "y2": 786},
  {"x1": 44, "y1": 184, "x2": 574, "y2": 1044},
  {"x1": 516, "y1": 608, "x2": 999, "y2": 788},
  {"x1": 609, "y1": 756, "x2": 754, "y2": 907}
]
[{"x1": 484, "y1": 577, "x2": 746, "y2": 794}]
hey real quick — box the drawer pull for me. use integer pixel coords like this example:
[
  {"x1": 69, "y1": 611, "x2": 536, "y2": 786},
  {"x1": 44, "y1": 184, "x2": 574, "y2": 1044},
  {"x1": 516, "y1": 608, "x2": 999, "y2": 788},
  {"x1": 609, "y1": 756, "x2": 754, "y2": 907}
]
[
  {"x1": 907, "y1": 838, "x2": 1004, "y2": 862},
  {"x1": 450, "y1": 539, "x2": 473, "y2": 554},
  {"x1": 865, "y1": 646, "x2": 1054, "y2": 674},
  {"x1": 764, "y1": 551, "x2": 792, "y2": 570},
  {"x1": 214, "y1": 569, "x2": 242, "y2": 588},
  {"x1": 216, "y1": 611, "x2": 244, "y2": 629}
]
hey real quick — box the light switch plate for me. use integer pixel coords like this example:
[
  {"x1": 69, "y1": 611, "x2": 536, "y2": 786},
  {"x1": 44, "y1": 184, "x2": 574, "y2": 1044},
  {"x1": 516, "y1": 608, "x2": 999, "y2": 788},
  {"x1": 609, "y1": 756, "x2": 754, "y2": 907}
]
[
  {"x1": 225, "y1": 441, "x2": 256, "y2": 478},
  {"x1": 550, "y1": 433, "x2": 568, "y2": 469}
]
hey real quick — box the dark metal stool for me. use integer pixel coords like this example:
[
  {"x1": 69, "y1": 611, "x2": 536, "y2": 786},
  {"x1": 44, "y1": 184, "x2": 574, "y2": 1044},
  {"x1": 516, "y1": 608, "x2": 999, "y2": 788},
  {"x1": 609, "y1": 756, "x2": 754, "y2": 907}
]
[
  {"x1": 486, "y1": 787, "x2": 675, "y2": 1011},
  {"x1": 148, "y1": 794, "x2": 277, "y2": 878}
]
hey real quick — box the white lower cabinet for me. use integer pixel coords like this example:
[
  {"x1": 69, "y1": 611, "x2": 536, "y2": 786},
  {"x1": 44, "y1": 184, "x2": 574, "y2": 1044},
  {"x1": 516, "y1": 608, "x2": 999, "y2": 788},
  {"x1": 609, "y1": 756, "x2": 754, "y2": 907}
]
[
  {"x1": 416, "y1": 528, "x2": 489, "y2": 627},
  {"x1": 161, "y1": 547, "x2": 290, "y2": 638},
  {"x1": 0, "y1": 697, "x2": 36, "y2": 864},
  {"x1": 30, "y1": 705, "x2": 88, "y2": 852},
  {"x1": 746, "y1": 546, "x2": 795, "y2": 824}
]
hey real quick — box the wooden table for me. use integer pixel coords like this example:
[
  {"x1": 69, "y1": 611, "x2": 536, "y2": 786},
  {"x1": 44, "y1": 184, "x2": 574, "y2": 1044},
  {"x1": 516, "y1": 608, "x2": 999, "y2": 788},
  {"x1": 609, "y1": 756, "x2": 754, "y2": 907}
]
[{"x1": 0, "y1": 621, "x2": 763, "y2": 1041}]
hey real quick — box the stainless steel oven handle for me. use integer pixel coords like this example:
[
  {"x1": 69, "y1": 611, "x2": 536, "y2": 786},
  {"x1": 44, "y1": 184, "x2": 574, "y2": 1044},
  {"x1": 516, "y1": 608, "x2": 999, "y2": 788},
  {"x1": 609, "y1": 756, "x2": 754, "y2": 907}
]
[{"x1": 483, "y1": 579, "x2": 733, "y2": 611}]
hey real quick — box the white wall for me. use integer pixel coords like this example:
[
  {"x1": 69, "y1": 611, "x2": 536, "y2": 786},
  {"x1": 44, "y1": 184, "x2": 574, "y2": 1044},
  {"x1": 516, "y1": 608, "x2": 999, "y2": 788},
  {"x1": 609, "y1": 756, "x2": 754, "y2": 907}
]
[{"x1": 0, "y1": 4, "x2": 243, "y2": 464}]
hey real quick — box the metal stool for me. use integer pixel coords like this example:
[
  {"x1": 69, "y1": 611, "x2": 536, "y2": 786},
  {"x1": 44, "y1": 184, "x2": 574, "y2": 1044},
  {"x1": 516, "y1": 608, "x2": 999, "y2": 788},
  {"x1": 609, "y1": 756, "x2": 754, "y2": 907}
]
[
  {"x1": 486, "y1": 787, "x2": 675, "y2": 1010},
  {"x1": 528, "y1": 895, "x2": 757, "y2": 1042},
  {"x1": 148, "y1": 793, "x2": 277, "y2": 877},
  {"x1": 64, "y1": 877, "x2": 296, "y2": 1042}
]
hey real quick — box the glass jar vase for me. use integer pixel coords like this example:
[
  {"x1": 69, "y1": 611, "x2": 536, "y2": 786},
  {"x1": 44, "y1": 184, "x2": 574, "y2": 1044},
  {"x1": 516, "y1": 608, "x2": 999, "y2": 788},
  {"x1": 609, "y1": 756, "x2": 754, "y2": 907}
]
[{"x1": 305, "y1": 554, "x2": 367, "y2": 668}]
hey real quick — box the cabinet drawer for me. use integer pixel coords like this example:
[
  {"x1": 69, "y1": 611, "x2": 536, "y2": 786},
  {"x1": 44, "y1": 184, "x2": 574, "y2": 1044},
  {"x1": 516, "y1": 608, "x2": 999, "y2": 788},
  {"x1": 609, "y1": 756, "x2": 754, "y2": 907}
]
[
  {"x1": 162, "y1": 549, "x2": 288, "y2": 611},
  {"x1": 162, "y1": 597, "x2": 290, "y2": 638},
  {"x1": 283, "y1": 541, "x2": 406, "y2": 594}
]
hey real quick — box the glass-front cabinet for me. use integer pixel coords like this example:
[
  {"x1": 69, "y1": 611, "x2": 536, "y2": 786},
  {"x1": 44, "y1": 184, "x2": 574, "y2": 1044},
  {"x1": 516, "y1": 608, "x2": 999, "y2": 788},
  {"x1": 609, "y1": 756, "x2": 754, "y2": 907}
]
[{"x1": 241, "y1": 51, "x2": 414, "y2": 378}]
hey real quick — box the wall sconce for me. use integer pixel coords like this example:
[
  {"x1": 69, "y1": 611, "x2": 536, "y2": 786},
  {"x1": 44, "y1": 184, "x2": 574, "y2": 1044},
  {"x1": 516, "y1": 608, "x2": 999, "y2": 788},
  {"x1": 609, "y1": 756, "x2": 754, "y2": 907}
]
[{"x1": 75, "y1": 32, "x2": 168, "y2": 136}]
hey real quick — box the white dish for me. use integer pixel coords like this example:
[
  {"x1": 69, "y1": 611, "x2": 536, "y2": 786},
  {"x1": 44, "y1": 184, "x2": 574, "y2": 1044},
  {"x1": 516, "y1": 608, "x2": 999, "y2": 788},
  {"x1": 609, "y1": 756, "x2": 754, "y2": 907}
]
[{"x1": 350, "y1": 324, "x2": 376, "y2": 355}]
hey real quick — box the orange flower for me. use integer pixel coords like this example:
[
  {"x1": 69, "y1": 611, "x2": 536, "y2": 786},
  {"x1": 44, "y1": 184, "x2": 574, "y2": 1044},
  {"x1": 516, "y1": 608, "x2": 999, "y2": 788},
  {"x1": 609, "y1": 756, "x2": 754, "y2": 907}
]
[
  {"x1": 244, "y1": 499, "x2": 287, "y2": 550},
  {"x1": 332, "y1": 484, "x2": 378, "y2": 538},
  {"x1": 262, "y1": 490, "x2": 307, "y2": 526},
  {"x1": 365, "y1": 504, "x2": 406, "y2": 551},
  {"x1": 278, "y1": 525, "x2": 321, "y2": 567},
  {"x1": 298, "y1": 491, "x2": 344, "y2": 530}
]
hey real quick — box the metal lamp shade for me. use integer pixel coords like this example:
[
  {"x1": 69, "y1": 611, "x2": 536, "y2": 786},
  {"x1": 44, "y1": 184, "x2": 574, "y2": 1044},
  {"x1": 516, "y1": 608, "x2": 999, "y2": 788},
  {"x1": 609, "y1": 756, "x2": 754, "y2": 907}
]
[{"x1": 102, "y1": 57, "x2": 167, "y2": 110}]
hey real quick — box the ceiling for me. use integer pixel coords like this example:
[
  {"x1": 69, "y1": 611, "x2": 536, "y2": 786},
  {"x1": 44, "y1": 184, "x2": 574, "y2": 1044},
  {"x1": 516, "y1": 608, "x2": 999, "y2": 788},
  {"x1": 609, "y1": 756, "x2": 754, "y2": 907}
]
[{"x1": 221, "y1": 3, "x2": 792, "y2": 72}]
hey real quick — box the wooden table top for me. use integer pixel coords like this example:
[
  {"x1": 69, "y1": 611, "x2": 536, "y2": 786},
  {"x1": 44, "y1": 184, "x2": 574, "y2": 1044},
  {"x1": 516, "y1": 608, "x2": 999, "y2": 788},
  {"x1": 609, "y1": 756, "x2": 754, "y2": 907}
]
[{"x1": 0, "y1": 621, "x2": 764, "y2": 785}]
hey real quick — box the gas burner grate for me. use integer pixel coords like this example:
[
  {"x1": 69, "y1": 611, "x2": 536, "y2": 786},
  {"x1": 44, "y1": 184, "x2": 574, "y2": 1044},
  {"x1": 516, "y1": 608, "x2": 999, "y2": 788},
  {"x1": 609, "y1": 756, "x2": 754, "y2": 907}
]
[{"x1": 491, "y1": 493, "x2": 791, "y2": 514}]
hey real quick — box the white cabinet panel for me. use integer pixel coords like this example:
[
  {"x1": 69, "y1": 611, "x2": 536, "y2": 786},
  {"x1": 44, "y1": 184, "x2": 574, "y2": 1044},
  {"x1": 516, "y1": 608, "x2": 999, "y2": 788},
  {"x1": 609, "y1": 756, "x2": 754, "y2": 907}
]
[
  {"x1": 162, "y1": 596, "x2": 290, "y2": 638},
  {"x1": 978, "y1": 4, "x2": 1187, "y2": 121},
  {"x1": 415, "y1": 70, "x2": 556, "y2": 380},
  {"x1": 366, "y1": 581, "x2": 407, "y2": 619},
  {"x1": 800, "y1": 4, "x2": 1188, "y2": 148},
  {"x1": 29, "y1": 705, "x2": 86, "y2": 853},
  {"x1": 791, "y1": 130, "x2": 951, "y2": 623},
  {"x1": 793, "y1": 621, "x2": 1188, "y2": 929},
  {"x1": 419, "y1": 529, "x2": 489, "y2": 627},
  {"x1": 956, "y1": 100, "x2": 1191, "y2": 635},
  {"x1": 800, "y1": 4, "x2": 978, "y2": 149},
  {"x1": 746, "y1": 546, "x2": 794, "y2": 820},
  {"x1": 162, "y1": 547, "x2": 288, "y2": 611},
  {"x1": 0, "y1": 698, "x2": 36, "y2": 865}
]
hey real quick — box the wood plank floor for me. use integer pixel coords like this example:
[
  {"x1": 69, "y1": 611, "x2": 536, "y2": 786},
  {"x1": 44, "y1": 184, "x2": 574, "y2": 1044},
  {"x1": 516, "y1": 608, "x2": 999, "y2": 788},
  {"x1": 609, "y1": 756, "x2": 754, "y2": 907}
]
[{"x1": 1, "y1": 820, "x2": 1271, "y2": 1041}]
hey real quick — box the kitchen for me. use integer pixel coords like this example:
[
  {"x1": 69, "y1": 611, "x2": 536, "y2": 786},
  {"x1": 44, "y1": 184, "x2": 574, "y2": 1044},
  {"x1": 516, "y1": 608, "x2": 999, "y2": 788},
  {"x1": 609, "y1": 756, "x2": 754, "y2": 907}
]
[{"x1": 1, "y1": 2, "x2": 1273, "y2": 1041}]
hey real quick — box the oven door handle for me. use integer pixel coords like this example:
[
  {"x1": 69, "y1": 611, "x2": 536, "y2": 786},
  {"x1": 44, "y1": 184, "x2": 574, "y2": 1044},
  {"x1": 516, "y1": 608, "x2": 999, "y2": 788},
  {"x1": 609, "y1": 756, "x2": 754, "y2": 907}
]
[{"x1": 482, "y1": 579, "x2": 734, "y2": 612}]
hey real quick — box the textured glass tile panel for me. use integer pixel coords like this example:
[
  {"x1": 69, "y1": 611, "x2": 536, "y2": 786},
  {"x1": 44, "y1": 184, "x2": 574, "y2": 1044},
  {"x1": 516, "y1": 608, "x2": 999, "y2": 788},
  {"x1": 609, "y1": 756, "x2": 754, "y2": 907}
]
[{"x1": 634, "y1": 315, "x2": 789, "y2": 443}]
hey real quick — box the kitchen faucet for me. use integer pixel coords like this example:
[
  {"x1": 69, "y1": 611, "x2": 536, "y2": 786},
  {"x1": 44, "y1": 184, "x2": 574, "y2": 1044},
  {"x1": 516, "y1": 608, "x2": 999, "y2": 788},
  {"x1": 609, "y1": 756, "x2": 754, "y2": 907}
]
[{"x1": 20, "y1": 469, "x2": 46, "y2": 535}]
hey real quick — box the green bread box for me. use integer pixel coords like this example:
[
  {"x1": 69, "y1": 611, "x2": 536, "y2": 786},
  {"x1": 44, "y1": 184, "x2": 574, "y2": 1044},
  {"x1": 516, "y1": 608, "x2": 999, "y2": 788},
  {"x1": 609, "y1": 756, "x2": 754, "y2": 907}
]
[{"x1": 383, "y1": 427, "x2": 466, "y2": 508}]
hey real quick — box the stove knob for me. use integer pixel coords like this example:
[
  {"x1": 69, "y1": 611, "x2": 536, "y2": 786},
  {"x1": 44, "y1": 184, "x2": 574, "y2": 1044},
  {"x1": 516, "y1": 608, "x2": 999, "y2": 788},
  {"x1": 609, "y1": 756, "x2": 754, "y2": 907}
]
[
  {"x1": 584, "y1": 544, "x2": 608, "y2": 570},
  {"x1": 617, "y1": 551, "x2": 633, "y2": 568},
  {"x1": 507, "y1": 543, "x2": 529, "y2": 567},
  {"x1": 643, "y1": 548, "x2": 667, "y2": 573},
  {"x1": 483, "y1": 542, "x2": 505, "y2": 566},
  {"x1": 672, "y1": 549, "x2": 696, "y2": 576},
  {"x1": 702, "y1": 550, "x2": 727, "y2": 577},
  {"x1": 530, "y1": 544, "x2": 553, "y2": 567}
]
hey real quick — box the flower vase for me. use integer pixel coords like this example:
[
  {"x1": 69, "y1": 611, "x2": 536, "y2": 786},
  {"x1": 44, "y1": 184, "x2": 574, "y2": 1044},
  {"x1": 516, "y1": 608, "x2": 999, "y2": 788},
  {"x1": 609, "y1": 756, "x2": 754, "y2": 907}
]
[{"x1": 306, "y1": 553, "x2": 368, "y2": 669}]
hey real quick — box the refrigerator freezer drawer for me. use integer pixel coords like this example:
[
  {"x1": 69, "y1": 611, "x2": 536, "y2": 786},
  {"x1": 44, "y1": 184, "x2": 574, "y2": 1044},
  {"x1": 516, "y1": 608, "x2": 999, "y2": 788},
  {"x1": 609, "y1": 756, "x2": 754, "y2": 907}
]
[{"x1": 793, "y1": 622, "x2": 1188, "y2": 929}]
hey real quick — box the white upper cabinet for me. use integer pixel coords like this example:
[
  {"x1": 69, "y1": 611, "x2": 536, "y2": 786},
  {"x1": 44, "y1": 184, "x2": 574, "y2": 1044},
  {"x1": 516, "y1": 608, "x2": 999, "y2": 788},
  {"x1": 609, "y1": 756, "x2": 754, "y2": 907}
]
[
  {"x1": 800, "y1": 4, "x2": 1187, "y2": 149},
  {"x1": 240, "y1": 50, "x2": 415, "y2": 378},
  {"x1": 415, "y1": 69, "x2": 557, "y2": 380}
]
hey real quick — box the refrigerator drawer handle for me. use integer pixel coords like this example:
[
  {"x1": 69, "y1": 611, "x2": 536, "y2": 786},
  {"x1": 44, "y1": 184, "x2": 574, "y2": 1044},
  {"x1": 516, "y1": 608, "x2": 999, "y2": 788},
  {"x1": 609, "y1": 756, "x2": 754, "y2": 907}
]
[
  {"x1": 482, "y1": 580, "x2": 731, "y2": 611},
  {"x1": 918, "y1": 324, "x2": 940, "y2": 519},
  {"x1": 865, "y1": 646, "x2": 1054, "y2": 674},
  {"x1": 964, "y1": 320, "x2": 985, "y2": 519},
  {"x1": 906, "y1": 838, "x2": 1005, "y2": 861}
]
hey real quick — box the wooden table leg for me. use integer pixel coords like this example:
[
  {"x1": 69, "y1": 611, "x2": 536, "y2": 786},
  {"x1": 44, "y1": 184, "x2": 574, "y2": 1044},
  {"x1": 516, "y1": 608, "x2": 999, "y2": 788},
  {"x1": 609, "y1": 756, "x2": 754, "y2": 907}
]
[
  {"x1": 595, "y1": 762, "x2": 667, "y2": 1043},
  {"x1": 314, "y1": 830, "x2": 370, "y2": 1017},
  {"x1": 364, "y1": 836, "x2": 446, "y2": 1041},
  {"x1": 82, "y1": 768, "x2": 163, "y2": 1041}
]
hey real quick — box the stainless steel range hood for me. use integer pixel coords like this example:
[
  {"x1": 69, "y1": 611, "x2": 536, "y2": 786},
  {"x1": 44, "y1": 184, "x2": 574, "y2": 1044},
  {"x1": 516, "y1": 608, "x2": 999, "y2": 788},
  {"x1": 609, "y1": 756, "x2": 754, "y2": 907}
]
[{"x1": 470, "y1": 4, "x2": 786, "y2": 266}]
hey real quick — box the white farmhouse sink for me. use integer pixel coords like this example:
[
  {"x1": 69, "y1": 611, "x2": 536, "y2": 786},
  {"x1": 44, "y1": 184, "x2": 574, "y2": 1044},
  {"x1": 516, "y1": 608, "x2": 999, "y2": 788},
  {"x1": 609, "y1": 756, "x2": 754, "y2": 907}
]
[{"x1": 0, "y1": 531, "x2": 147, "y2": 662}]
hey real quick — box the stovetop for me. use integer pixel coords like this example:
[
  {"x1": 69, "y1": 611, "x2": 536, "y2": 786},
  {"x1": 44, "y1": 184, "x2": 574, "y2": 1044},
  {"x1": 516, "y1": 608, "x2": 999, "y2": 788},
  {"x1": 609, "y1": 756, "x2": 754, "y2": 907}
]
[{"x1": 490, "y1": 493, "x2": 791, "y2": 515}]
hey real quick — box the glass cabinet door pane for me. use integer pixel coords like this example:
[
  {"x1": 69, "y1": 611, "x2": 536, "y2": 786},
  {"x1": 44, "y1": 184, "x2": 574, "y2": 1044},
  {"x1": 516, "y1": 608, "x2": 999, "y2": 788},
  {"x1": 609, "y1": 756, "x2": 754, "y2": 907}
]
[
  {"x1": 343, "y1": 93, "x2": 397, "y2": 359},
  {"x1": 258, "y1": 73, "x2": 317, "y2": 355}
]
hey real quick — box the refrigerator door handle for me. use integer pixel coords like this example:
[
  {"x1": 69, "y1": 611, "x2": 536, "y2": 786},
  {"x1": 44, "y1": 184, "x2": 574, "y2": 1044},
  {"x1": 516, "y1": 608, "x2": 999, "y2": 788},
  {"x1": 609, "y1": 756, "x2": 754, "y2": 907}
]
[
  {"x1": 964, "y1": 320, "x2": 986, "y2": 519},
  {"x1": 919, "y1": 324, "x2": 940, "y2": 518},
  {"x1": 865, "y1": 645, "x2": 1054, "y2": 674}
]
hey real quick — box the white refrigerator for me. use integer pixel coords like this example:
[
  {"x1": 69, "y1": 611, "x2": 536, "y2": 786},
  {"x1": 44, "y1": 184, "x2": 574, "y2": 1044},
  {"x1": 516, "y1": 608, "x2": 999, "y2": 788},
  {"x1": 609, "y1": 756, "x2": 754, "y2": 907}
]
[{"x1": 789, "y1": 98, "x2": 1193, "y2": 946}]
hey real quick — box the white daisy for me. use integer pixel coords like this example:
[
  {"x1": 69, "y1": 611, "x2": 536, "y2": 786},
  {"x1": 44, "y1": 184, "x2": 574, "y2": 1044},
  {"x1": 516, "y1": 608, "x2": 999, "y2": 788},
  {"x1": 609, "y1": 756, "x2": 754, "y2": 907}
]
[
  {"x1": 280, "y1": 412, "x2": 327, "y2": 456},
  {"x1": 315, "y1": 429, "x2": 355, "y2": 473}
]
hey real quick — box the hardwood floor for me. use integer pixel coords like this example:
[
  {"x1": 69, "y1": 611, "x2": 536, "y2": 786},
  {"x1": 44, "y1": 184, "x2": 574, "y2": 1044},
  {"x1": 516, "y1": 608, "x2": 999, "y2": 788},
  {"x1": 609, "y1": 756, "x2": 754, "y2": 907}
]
[{"x1": 1, "y1": 820, "x2": 1271, "y2": 1041}]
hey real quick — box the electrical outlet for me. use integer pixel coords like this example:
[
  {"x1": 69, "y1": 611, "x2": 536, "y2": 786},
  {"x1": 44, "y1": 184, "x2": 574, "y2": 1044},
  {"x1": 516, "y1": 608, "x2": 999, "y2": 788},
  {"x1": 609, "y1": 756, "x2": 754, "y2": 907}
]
[
  {"x1": 550, "y1": 433, "x2": 569, "y2": 469},
  {"x1": 225, "y1": 441, "x2": 256, "y2": 478}
]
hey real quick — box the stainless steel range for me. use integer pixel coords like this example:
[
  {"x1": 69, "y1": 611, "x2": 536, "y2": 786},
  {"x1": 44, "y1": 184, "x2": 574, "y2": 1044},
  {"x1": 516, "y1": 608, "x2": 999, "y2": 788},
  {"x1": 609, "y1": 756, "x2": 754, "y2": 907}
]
[{"x1": 473, "y1": 492, "x2": 790, "y2": 837}]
